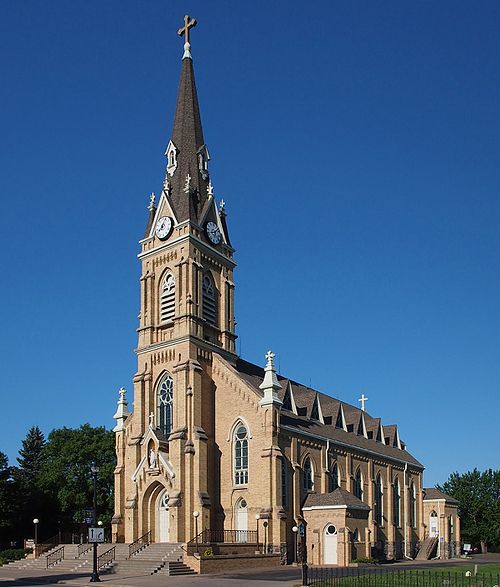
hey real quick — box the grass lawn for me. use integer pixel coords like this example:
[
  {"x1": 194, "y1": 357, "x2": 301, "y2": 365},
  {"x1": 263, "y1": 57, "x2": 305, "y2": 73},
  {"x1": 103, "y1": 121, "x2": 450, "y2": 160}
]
[{"x1": 307, "y1": 563, "x2": 500, "y2": 586}]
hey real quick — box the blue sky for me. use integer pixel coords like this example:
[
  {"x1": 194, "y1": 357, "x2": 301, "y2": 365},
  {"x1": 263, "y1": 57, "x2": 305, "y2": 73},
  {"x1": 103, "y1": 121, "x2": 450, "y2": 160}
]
[{"x1": 0, "y1": 1, "x2": 498, "y2": 487}]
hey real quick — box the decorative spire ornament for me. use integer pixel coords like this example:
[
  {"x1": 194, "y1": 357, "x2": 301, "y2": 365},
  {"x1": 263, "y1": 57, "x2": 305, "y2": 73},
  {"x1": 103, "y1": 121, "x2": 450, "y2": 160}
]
[
  {"x1": 219, "y1": 199, "x2": 226, "y2": 214},
  {"x1": 259, "y1": 350, "x2": 283, "y2": 407},
  {"x1": 163, "y1": 176, "x2": 171, "y2": 196},
  {"x1": 178, "y1": 15, "x2": 197, "y2": 60},
  {"x1": 148, "y1": 192, "x2": 156, "y2": 211},
  {"x1": 113, "y1": 387, "x2": 131, "y2": 432},
  {"x1": 207, "y1": 180, "x2": 214, "y2": 198}
]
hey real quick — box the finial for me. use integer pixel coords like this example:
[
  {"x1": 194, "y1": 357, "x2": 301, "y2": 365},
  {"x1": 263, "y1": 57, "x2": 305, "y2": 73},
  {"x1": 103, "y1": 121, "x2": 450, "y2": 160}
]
[
  {"x1": 259, "y1": 350, "x2": 282, "y2": 407},
  {"x1": 148, "y1": 192, "x2": 156, "y2": 211},
  {"x1": 183, "y1": 174, "x2": 192, "y2": 194},
  {"x1": 163, "y1": 177, "x2": 171, "y2": 196},
  {"x1": 265, "y1": 350, "x2": 276, "y2": 367},
  {"x1": 219, "y1": 199, "x2": 226, "y2": 214},
  {"x1": 149, "y1": 412, "x2": 155, "y2": 428},
  {"x1": 119, "y1": 386, "x2": 126, "y2": 398},
  {"x1": 358, "y1": 393, "x2": 368, "y2": 411},
  {"x1": 207, "y1": 180, "x2": 214, "y2": 198},
  {"x1": 113, "y1": 387, "x2": 131, "y2": 433},
  {"x1": 178, "y1": 15, "x2": 197, "y2": 59}
]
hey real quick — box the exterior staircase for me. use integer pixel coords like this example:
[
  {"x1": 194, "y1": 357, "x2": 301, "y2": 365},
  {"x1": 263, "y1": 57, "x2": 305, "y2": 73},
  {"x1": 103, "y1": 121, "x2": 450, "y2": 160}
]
[{"x1": 5, "y1": 542, "x2": 196, "y2": 576}]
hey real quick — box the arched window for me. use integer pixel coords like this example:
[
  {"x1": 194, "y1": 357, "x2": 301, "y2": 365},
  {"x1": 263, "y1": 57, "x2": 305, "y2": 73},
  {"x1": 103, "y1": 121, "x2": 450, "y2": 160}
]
[
  {"x1": 352, "y1": 528, "x2": 360, "y2": 542},
  {"x1": 353, "y1": 467, "x2": 363, "y2": 500},
  {"x1": 202, "y1": 274, "x2": 217, "y2": 326},
  {"x1": 233, "y1": 423, "x2": 248, "y2": 485},
  {"x1": 302, "y1": 457, "x2": 314, "y2": 492},
  {"x1": 328, "y1": 462, "x2": 340, "y2": 492},
  {"x1": 393, "y1": 477, "x2": 401, "y2": 527},
  {"x1": 409, "y1": 482, "x2": 416, "y2": 528},
  {"x1": 375, "y1": 474, "x2": 384, "y2": 525},
  {"x1": 160, "y1": 273, "x2": 176, "y2": 322},
  {"x1": 157, "y1": 374, "x2": 174, "y2": 436}
]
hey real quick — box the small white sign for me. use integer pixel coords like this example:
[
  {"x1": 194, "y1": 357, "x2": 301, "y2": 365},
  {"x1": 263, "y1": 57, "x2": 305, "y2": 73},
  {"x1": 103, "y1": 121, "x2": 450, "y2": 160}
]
[{"x1": 88, "y1": 527, "x2": 105, "y2": 543}]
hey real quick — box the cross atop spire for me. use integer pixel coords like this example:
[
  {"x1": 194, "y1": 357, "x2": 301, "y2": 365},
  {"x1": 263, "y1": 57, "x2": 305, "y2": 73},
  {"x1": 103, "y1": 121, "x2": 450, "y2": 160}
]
[
  {"x1": 178, "y1": 15, "x2": 197, "y2": 59},
  {"x1": 358, "y1": 393, "x2": 369, "y2": 411}
]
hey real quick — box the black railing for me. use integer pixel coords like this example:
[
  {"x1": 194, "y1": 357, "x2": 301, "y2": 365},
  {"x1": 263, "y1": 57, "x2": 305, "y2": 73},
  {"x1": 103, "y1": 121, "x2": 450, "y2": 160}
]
[
  {"x1": 97, "y1": 546, "x2": 115, "y2": 570},
  {"x1": 187, "y1": 529, "x2": 258, "y2": 546},
  {"x1": 307, "y1": 566, "x2": 500, "y2": 586},
  {"x1": 46, "y1": 546, "x2": 64, "y2": 568},
  {"x1": 128, "y1": 530, "x2": 151, "y2": 558},
  {"x1": 77, "y1": 542, "x2": 93, "y2": 557}
]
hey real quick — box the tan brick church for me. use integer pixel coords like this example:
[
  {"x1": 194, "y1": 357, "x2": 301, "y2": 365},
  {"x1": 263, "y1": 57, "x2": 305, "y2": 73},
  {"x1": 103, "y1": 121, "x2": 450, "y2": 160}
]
[{"x1": 111, "y1": 17, "x2": 460, "y2": 566}]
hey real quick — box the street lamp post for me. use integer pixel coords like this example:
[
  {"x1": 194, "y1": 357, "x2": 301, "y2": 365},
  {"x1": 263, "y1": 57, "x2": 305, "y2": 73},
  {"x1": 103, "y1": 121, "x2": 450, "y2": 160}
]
[
  {"x1": 192, "y1": 511, "x2": 200, "y2": 554},
  {"x1": 90, "y1": 462, "x2": 100, "y2": 583},
  {"x1": 33, "y1": 519, "x2": 39, "y2": 557},
  {"x1": 292, "y1": 525, "x2": 298, "y2": 564},
  {"x1": 263, "y1": 521, "x2": 268, "y2": 554},
  {"x1": 255, "y1": 514, "x2": 260, "y2": 554}
]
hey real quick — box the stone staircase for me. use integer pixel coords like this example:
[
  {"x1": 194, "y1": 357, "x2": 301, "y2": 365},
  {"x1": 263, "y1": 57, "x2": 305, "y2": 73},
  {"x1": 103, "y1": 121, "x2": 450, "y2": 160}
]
[
  {"x1": 415, "y1": 537, "x2": 439, "y2": 560},
  {"x1": 6, "y1": 542, "x2": 196, "y2": 576}
]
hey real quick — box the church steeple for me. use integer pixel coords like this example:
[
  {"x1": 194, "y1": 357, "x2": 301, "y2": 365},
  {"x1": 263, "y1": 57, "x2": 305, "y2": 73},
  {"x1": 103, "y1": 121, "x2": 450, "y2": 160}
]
[{"x1": 165, "y1": 15, "x2": 210, "y2": 223}]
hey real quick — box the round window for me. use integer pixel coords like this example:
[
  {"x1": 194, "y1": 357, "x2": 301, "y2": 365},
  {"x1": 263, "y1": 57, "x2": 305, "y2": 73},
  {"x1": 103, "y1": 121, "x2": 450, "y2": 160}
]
[
  {"x1": 326, "y1": 525, "x2": 337, "y2": 535},
  {"x1": 240, "y1": 499, "x2": 247, "y2": 509}
]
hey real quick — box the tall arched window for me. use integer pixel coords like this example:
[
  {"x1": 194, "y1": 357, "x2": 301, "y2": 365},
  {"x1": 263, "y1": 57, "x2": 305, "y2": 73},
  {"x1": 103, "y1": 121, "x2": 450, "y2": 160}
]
[
  {"x1": 157, "y1": 374, "x2": 173, "y2": 436},
  {"x1": 302, "y1": 457, "x2": 314, "y2": 492},
  {"x1": 160, "y1": 273, "x2": 176, "y2": 322},
  {"x1": 328, "y1": 462, "x2": 340, "y2": 492},
  {"x1": 409, "y1": 482, "x2": 416, "y2": 528},
  {"x1": 353, "y1": 468, "x2": 363, "y2": 500},
  {"x1": 375, "y1": 474, "x2": 384, "y2": 525},
  {"x1": 202, "y1": 274, "x2": 217, "y2": 326},
  {"x1": 393, "y1": 477, "x2": 401, "y2": 527},
  {"x1": 233, "y1": 423, "x2": 248, "y2": 485}
]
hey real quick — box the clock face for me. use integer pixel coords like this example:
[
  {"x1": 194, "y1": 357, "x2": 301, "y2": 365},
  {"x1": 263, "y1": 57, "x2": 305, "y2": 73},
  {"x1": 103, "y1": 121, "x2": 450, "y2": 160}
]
[
  {"x1": 206, "y1": 221, "x2": 221, "y2": 245},
  {"x1": 155, "y1": 216, "x2": 173, "y2": 240}
]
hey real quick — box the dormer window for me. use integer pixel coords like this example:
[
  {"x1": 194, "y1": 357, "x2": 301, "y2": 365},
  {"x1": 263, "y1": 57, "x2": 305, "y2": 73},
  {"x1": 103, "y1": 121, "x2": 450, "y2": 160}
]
[
  {"x1": 197, "y1": 145, "x2": 210, "y2": 180},
  {"x1": 165, "y1": 141, "x2": 178, "y2": 177}
]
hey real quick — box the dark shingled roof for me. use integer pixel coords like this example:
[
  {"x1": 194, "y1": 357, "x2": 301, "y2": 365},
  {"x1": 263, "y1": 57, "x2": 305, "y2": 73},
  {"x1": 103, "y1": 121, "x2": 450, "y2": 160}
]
[
  {"x1": 303, "y1": 487, "x2": 371, "y2": 510},
  {"x1": 168, "y1": 55, "x2": 210, "y2": 223},
  {"x1": 423, "y1": 488, "x2": 459, "y2": 505},
  {"x1": 230, "y1": 357, "x2": 423, "y2": 468}
]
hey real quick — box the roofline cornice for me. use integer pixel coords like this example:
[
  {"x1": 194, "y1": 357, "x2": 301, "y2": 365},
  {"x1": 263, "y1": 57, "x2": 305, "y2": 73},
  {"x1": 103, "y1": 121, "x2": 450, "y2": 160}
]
[{"x1": 280, "y1": 424, "x2": 424, "y2": 471}]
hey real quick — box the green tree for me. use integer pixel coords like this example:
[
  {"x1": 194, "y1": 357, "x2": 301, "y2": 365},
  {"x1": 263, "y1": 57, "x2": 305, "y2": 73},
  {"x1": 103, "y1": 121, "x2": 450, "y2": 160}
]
[
  {"x1": 16, "y1": 425, "x2": 46, "y2": 486},
  {"x1": 438, "y1": 468, "x2": 500, "y2": 552},
  {"x1": 0, "y1": 452, "x2": 16, "y2": 548},
  {"x1": 39, "y1": 424, "x2": 115, "y2": 529}
]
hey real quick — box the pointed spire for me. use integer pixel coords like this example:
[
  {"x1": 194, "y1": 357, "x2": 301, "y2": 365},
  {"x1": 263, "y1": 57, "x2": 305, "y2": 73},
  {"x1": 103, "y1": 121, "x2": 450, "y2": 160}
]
[
  {"x1": 259, "y1": 350, "x2": 283, "y2": 407},
  {"x1": 113, "y1": 387, "x2": 131, "y2": 432},
  {"x1": 166, "y1": 15, "x2": 210, "y2": 223}
]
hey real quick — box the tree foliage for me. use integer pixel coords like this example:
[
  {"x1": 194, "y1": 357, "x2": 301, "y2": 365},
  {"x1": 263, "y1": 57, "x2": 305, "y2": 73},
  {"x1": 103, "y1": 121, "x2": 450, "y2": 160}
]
[
  {"x1": 438, "y1": 468, "x2": 500, "y2": 551},
  {"x1": 0, "y1": 453, "x2": 15, "y2": 538},
  {"x1": 16, "y1": 425, "x2": 46, "y2": 487},
  {"x1": 39, "y1": 424, "x2": 115, "y2": 528}
]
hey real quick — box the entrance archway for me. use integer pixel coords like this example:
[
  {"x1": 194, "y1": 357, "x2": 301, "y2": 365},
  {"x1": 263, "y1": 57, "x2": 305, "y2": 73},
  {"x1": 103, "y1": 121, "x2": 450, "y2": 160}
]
[
  {"x1": 158, "y1": 491, "x2": 169, "y2": 542},
  {"x1": 235, "y1": 498, "x2": 248, "y2": 542},
  {"x1": 429, "y1": 511, "x2": 438, "y2": 538},
  {"x1": 323, "y1": 523, "x2": 338, "y2": 564}
]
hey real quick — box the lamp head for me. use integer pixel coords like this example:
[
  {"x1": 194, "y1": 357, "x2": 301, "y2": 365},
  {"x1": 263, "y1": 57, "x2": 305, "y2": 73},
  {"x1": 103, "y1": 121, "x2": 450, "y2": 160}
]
[
  {"x1": 255, "y1": 514, "x2": 260, "y2": 520},
  {"x1": 97, "y1": 520, "x2": 103, "y2": 526},
  {"x1": 33, "y1": 518, "x2": 39, "y2": 525},
  {"x1": 90, "y1": 462, "x2": 99, "y2": 475},
  {"x1": 292, "y1": 525, "x2": 298, "y2": 533},
  {"x1": 192, "y1": 511, "x2": 200, "y2": 518}
]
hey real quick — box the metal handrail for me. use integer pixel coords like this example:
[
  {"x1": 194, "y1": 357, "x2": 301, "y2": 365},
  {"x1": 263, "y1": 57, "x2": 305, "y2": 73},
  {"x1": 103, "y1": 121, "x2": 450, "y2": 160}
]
[
  {"x1": 77, "y1": 542, "x2": 93, "y2": 557},
  {"x1": 97, "y1": 546, "x2": 115, "y2": 570},
  {"x1": 46, "y1": 546, "x2": 64, "y2": 568},
  {"x1": 128, "y1": 530, "x2": 151, "y2": 558},
  {"x1": 187, "y1": 529, "x2": 258, "y2": 546}
]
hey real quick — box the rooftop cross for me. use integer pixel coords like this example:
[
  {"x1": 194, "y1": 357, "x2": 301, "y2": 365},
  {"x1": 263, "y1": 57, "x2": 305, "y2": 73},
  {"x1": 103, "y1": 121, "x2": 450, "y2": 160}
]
[
  {"x1": 358, "y1": 393, "x2": 368, "y2": 411},
  {"x1": 178, "y1": 15, "x2": 197, "y2": 44},
  {"x1": 265, "y1": 350, "x2": 275, "y2": 365}
]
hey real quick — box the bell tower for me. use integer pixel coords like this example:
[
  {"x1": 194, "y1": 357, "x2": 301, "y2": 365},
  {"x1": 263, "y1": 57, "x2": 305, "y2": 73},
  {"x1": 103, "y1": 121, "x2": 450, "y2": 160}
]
[{"x1": 113, "y1": 16, "x2": 236, "y2": 544}]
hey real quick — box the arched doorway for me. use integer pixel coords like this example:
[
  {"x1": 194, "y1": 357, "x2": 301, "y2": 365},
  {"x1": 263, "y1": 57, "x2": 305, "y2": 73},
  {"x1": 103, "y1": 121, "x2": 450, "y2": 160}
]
[
  {"x1": 429, "y1": 511, "x2": 438, "y2": 538},
  {"x1": 158, "y1": 491, "x2": 169, "y2": 542},
  {"x1": 235, "y1": 498, "x2": 248, "y2": 542},
  {"x1": 323, "y1": 524, "x2": 338, "y2": 564}
]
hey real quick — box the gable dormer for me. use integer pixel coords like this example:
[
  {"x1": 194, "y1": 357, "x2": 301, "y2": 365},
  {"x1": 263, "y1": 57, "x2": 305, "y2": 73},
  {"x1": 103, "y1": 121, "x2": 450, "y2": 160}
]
[
  {"x1": 281, "y1": 382, "x2": 297, "y2": 414},
  {"x1": 310, "y1": 394, "x2": 324, "y2": 423},
  {"x1": 357, "y1": 411, "x2": 368, "y2": 438},
  {"x1": 197, "y1": 144, "x2": 210, "y2": 180},
  {"x1": 335, "y1": 403, "x2": 347, "y2": 431},
  {"x1": 165, "y1": 140, "x2": 178, "y2": 177}
]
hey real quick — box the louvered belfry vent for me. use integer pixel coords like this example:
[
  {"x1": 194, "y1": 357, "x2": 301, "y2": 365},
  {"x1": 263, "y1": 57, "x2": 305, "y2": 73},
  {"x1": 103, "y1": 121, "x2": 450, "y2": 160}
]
[{"x1": 161, "y1": 274, "x2": 176, "y2": 322}]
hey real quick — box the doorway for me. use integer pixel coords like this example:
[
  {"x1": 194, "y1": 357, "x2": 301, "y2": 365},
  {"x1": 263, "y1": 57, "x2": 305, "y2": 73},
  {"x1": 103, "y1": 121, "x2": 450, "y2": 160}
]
[
  {"x1": 323, "y1": 524, "x2": 338, "y2": 564},
  {"x1": 158, "y1": 491, "x2": 169, "y2": 542},
  {"x1": 235, "y1": 498, "x2": 248, "y2": 542}
]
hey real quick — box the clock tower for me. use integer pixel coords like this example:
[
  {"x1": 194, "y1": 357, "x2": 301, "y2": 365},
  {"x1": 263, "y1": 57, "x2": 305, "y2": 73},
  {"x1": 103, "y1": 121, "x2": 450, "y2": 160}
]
[{"x1": 112, "y1": 16, "x2": 237, "y2": 544}]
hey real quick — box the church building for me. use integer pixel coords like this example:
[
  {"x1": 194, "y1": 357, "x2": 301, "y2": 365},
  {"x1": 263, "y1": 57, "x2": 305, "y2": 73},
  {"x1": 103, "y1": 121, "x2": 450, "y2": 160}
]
[{"x1": 112, "y1": 16, "x2": 460, "y2": 567}]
